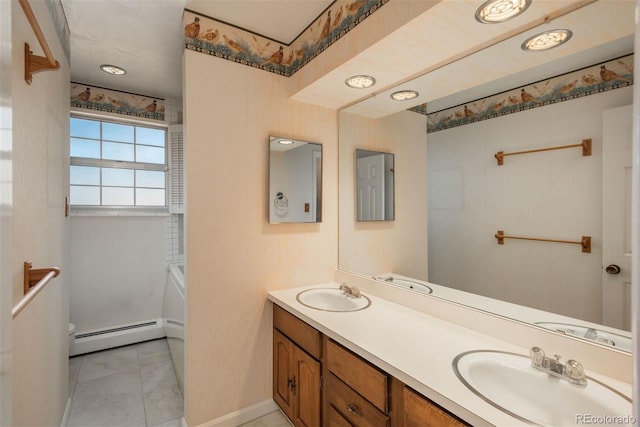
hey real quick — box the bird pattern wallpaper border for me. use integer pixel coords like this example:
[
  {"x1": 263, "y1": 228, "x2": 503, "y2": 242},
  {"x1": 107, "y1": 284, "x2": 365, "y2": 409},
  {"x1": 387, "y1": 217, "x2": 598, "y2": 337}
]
[
  {"x1": 418, "y1": 54, "x2": 634, "y2": 134},
  {"x1": 70, "y1": 83, "x2": 165, "y2": 121},
  {"x1": 184, "y1": 0, "x2": 388, "y2": 77}
]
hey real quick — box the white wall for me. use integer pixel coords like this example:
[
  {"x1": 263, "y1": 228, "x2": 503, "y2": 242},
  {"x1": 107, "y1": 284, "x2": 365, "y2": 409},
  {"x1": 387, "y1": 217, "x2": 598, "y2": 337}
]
[
  {"x1": 70, "y1": 216, "x2": 167, "y2": 332},
  {"x1": 428, "y1": 86, "x2": 632, "y2": 325},
  {"x1": 339, "y1": 110, "x2": 428, "y2": 280},
  {"x1": 11, "y1": 0, "x2": 70, "y2": 425},
  {"x1": 184, "y1": 50, "x2": 338, "y2": 425},
  {"x1": 0, "y1": 0, "x2": 12, "y2": 423}
]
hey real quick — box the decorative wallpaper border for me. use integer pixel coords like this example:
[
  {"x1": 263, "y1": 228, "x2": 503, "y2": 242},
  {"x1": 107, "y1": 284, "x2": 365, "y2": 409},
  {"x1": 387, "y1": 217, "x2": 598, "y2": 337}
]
[
  {"x1": 416, "y1": 54, "x2": 634, "y2": 134},
  {"x1": 46, "y1": 0, "x2": 70, "y2": 63},
  {"x1": 71, "y1": 83, "x2": 165, "y2": 121},
  {"x1": 184, "y1": 0, "x2": 389, "y2": 77}
]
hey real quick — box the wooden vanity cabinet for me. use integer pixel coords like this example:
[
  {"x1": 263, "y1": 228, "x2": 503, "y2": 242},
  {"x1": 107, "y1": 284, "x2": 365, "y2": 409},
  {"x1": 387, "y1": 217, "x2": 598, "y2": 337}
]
[
  {"x1": 326, "y1": 339, "x2": 390, "y2": 426},
  {"x1": 399, "y1": 386, "x2": 469, "y2": 427},
  {"x1": 272, "y1": 305, "x2": 470, "y2": 427},
  {"x1": 273, "y1": 306, "x2": 322, "y2": 427}
]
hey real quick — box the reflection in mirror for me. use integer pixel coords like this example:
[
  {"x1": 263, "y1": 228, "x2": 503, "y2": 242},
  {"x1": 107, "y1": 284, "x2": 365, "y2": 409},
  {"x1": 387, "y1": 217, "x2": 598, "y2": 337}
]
[
  {"x1": 269, "y1": 136, "x2": 322, "y2": 224},
  {"x1": 356, "y1": 149, "x2": 394, "y2": 221},
  {"x1": 338, "y1": 0, "x2": 634, "y2": 352}
]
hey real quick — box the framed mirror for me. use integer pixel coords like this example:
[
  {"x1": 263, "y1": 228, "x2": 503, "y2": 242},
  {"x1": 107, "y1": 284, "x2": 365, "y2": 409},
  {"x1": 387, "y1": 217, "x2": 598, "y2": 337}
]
[
  {"x1": 269, "y1": 136, "x2": 322, "y2": 224},
  {"x1": 356, "y1": 149, "x2": 394, "y2": 221}
]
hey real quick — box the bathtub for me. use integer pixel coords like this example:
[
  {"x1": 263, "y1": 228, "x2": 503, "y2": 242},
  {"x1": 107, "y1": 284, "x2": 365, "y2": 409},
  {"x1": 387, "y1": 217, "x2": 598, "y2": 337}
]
[{"x1": 164, "y1": 263, "x2": 185, "y2": 393}]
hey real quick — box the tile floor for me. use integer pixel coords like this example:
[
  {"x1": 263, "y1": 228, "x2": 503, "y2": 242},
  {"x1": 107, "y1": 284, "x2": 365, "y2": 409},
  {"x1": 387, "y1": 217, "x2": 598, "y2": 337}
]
[
  {"x1": 68, "y1": 338, "x2": 292, "y2": 427},
  {"x1": 68, "y1": 339, "x2": 183, "y2": 427},
  {"x1": 238, "y1": 410, "x2": 292, "y2": 427}
]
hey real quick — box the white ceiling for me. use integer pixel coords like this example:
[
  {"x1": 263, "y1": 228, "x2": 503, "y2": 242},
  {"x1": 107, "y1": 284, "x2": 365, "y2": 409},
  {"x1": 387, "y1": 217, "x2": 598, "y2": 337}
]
[
  {"x1": 61, "y1": 0, "x2": 635, "y2": 114},
  {"x1": 61, "y1": 0, "x2": 186, "y2": 100},
  {"x1": 342, "y1": 0, "x2": 636, "y2": 118},
  {"x1": 61, "y1": 0, "x2": 332, "y2": 100}
]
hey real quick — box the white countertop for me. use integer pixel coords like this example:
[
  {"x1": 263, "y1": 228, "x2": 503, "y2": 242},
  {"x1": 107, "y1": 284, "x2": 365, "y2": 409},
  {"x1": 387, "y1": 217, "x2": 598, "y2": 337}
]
[{"x1": 267, "y1": 282, "x2": 633, "y2": 427}]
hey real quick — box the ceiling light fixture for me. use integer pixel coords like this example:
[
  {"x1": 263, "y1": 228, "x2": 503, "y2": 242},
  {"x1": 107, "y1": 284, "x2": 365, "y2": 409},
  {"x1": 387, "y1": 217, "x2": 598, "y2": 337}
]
[
  {"x1": 100, "y1": 64, "x2": 127, "y2": 75},
  {"x1": 390, "y1": 90, "x2": 419, "y2": 101},
  {"x1": 277, "y1": 139, "x2": 294, "y2": 145},
  {"x1": 345, "y1": 75, "x2": 376, "y2": 89},
  {"x1": 521, "y1": 29, "x2": 572, "y2": 51},
  {"x1": 475, "y1": 0, "x2": 531, "y2": 23}
]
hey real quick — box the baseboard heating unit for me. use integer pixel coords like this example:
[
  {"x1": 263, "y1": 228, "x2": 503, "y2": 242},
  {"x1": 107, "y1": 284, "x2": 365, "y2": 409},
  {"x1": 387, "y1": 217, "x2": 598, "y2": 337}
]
[{"x1": 71, "y1": 318, "x2": 165, "y2": 356}]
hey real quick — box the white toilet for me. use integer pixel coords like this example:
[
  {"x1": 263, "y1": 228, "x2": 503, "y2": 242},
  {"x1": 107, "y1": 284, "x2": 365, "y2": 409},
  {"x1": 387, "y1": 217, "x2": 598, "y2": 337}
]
[{"x1": 68, "y1": 323, "x2": 75, "y2": 354}]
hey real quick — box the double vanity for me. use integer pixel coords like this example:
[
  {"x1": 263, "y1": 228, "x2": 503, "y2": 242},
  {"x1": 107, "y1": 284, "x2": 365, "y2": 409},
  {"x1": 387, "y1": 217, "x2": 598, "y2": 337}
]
[{"x1": 267, "y1": 278, "x2": 633, "y2": 426}]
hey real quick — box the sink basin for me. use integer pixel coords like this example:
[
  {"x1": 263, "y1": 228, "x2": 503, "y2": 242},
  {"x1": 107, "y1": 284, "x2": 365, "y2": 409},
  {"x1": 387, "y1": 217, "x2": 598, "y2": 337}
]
[
  {"x1": 534, "y1": 322, "x2": 632, "y2": 352},
  {"x1": 376, "y1": 276, "x2": 433, "y2": 294},
  {"x1": 296, "y1": 288, "x2": 371, "y2": 312},
  {"x1": 453, "y1": 350, "x2": 632, "y2": 426}
]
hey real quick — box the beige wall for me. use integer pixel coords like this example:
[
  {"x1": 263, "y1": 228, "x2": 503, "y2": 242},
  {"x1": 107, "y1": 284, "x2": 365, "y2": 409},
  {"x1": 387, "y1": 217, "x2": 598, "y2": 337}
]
[
  {"x1": 184, "y1": 50, "x2": 338, "y2": 425},
  {"x1": 338, "y1": 110, "x2": 428, "y2": 280},
  {"x1": 11, "y1": 0, "x2": 70, "y2": 425}
]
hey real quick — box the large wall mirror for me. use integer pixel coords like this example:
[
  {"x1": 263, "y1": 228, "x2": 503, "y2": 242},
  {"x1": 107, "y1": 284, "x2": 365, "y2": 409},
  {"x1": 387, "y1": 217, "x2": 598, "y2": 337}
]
[
  {"x1": 269, "y1": 136, "x2": 322, "y2": 224},
  {"x1": 338, "y1": 0, "x2": 634, "y2": 352}
]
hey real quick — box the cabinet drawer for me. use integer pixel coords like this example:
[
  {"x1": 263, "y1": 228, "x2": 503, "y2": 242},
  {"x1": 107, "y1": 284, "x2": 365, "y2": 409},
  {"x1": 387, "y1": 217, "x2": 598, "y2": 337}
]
[
  {"x1": 403, "y1": 387, "x2": 468, "y2": 427},
  {"x1": 273, "y1": 305, "x2": 322, "y2": 359},
  {"x1": 326, "y1": 340, "x2": 388, "y2": 413},
  {"x1": 328, "y1": 404, "x2": 353, "y2": 427},
  {"x1": 327, "y1": 373, "x2": 389, "y2": 427}
]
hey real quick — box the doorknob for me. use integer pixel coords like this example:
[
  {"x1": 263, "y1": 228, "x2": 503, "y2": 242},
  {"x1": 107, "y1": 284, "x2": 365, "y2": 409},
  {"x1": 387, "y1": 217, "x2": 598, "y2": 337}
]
[{"x1": 605, "y1": 264, "x2": 621, "y2": 275}]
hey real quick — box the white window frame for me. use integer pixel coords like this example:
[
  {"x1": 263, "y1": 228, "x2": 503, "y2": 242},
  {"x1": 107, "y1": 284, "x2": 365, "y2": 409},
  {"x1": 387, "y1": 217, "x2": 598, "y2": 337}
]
[{"x1": 69, "y1": 111, "x2": 170, "y2": 216}]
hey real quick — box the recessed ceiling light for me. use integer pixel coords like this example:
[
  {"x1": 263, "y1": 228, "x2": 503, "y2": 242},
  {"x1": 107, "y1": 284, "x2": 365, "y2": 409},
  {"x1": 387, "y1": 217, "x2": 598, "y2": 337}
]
[
  {"x1": 390, "y1": 90, "x2": 419, "y2": 101},
  {"x1": 278, "y1": 139, "x2": 294, "y2": 145},
  {"x1": 345, "y1": 75, "x2": 376, "y2": 89},
  {"x1": 521, "y1": 29, "x2": 572, "y2": 51},
  {"x1": 100, "y1": 64, "x2": 127, "y2": 75},
  {"x1": 475, "y1": 0, "x2": 531, "y2": 23}
]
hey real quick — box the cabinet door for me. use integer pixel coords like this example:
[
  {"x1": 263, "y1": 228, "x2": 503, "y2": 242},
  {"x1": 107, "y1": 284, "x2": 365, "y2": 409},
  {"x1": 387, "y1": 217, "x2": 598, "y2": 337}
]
[
  {"x1": 273, "y1": 330, "x2": 294, "y2": 419},
  {"x1": 403, "y1": 387, "x2": 467, "y2": 427},
  {"x1": 292, "y1": 345, "x2": 321, "y2": 427}
]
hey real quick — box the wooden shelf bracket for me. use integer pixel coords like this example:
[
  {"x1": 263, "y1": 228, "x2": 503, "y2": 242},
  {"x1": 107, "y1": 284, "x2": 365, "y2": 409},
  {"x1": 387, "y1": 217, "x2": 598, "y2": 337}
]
[
  {"x1": 19, "y1": 0, "x2": 61, "y2": 84},
  {"x1": 23, "y1": 261, "x2": 60, "y2": 295}
]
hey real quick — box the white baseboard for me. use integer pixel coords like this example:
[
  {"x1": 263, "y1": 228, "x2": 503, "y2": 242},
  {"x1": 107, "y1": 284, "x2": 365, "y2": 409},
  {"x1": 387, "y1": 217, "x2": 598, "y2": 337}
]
[
  {"x1": 61, "y1": 397, "x2": 71, "y2": 426},
  {"x1": 70, "y1": 319, "x2": 165, "y2": 356},
  {"x1": 197, "y1": 399, "x2": 278, "y2": 427}
]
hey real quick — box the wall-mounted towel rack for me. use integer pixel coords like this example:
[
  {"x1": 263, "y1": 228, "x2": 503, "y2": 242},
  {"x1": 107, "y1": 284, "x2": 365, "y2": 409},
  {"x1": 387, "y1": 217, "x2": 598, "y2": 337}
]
[
  {"x1": 495, "y1": 139, "x2": 591, "y2": 165},
  {"x1": 495, "y1": 230, "x2": 591, "y2": 253},
  {"x1": 13, "y1": 261, "x2": 61, "y2": 319},
  {"x1": 18, "y1": 0, "x2": 60, "y2": 84}
]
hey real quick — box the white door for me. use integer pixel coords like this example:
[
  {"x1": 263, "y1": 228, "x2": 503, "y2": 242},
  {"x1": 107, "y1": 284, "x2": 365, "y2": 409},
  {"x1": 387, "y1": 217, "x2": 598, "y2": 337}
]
[
  {"x1": 602, "y1": 104, "x2": 633, "y2": 331},
  {"x1": 357, "y1": 154, "x2": 385, "y2": 221}
]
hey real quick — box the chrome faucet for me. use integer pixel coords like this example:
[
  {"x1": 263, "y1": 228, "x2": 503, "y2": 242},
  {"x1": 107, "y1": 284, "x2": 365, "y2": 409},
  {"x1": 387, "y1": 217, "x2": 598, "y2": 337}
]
[
  {"x1": 339, "y1": 283, "x2": 361, "y2": 298},
  {"x1": 529, "y1": 347, "x2": 587, "y2": 386}
]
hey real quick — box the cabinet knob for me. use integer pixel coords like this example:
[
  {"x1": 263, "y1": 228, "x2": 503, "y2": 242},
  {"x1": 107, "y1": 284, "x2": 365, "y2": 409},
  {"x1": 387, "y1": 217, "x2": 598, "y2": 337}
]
[
  {"x1": 346, "y1": 403, "x2": 363, "y2": 417},
  {"x1": 288, "y1": 377, "x2": 296, "y2": 394}
]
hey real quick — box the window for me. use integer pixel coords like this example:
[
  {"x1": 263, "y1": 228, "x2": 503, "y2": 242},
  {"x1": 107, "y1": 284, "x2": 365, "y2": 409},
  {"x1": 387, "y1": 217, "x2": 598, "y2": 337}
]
[{"x1": 69, "y1": 116, "x2": 168, "y2": 213}]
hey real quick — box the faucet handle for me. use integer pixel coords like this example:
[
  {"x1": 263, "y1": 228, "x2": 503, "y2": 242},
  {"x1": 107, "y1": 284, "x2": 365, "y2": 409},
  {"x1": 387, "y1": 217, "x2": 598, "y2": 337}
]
[
  {"x1": 565, "y1": 359, "x2": 586, "y2": 382},
  {"x1": 530, "y1": 346, "x2": 545, "y2": 366},
  {"x1": 350, "y1": 286, "x2": 361, "y2": 298}
]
